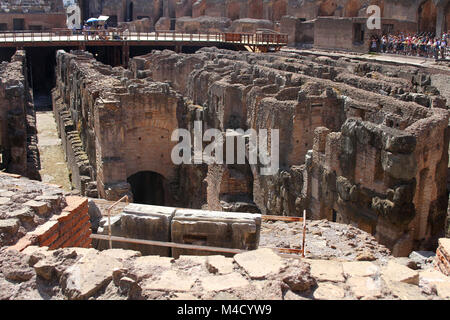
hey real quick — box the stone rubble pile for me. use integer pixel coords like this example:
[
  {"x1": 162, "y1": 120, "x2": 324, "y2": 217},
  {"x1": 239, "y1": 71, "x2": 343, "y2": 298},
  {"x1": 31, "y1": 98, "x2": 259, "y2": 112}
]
[
  {"x1": 0, "y1": 173, "x2": 67, "y2": 247},
  {"x1": 0, "y1": 245, "x2": 449, "y2": 300}
]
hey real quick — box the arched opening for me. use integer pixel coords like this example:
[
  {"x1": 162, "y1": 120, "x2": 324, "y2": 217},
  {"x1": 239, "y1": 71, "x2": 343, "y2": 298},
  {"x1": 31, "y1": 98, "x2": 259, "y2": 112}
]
[
  {"x1": 127, "y1": 171, "x2": 167, "y2": 205},
  {"x1": 81, "y1": 0, "x2": 90, "y2": 22},
  {"x1": 26, "y1": 46, "x2": 76, "y2": 110},
  {"x1": 418, "y1": 0, "x2": 437, "y2": 33},
  {"x1": 344, "y1": 0, "x2": 361, "y2": 17},
  {"x1": 128, "y1": 1, "x2": 134, "y2": 22},
  {"x1": 370, "y1": 0, "x2": 385, "y2": 17},
  {"x1": 272, "y1": 0, "x2": 287, "y2": 21},
  {"x1": 318, "y1": 0, "x2": 338, "y2": 16},
  {"x1": 446, "y1": 2, "x2": 450, "y2": 32}
]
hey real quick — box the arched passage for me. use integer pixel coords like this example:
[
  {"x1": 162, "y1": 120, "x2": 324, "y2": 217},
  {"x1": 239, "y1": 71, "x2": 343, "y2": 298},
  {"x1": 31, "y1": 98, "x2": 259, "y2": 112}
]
[
  {"x1": 418, "y1": 0, "x2": 437, "y2": 33},
  {"x1": 318, "y1": 0, "x2": 338, "y2": 16},
  {"x1": 446, "y1": 2, "x2": 450, "y2": 32},
  {"x1": 127, "y1": 171, "x2": 167, "y2": 205},
  {"x1": 344, "y1": 0, "x2": 361, "y2": 17},
  {"x1": 128, "y1": 1, "x2": 134, "y2": 22}
]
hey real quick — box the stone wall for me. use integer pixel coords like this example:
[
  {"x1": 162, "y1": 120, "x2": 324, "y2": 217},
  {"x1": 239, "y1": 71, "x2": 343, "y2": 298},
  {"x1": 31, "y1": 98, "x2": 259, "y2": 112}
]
[
  {"x1": 280, "y1": 16, "x2": 315, "y2": 46},
  {"x1": 53, "y1": 50, "x2": 184, "y2": 202},
  {"x1": 0, "y1": 0, "x2": 64, "y2": 13},
  {"x1": 0, "y1": 172, "x2": 67, "y2": 248},
  {"x1": 0, "y1": 0, "x2": 66, "y2": 30},
  {"x1": 11, "y1": 196, "x2": 92, "y2": 251},
  {"x1": 73, "y1": 0, "x2": 447, "y2": 46},
  {"x1": 54, "y1": 46, "x2": 449, "y2": 256},
  {"x1": 119, "y1": 17, "x2": 153, "y2": 32},
  {"x1": 314, "y1": 17, "x2": 418, "y2": 53},
  {"x1": 229, "y1": 18, "x2": 274, "y2": 33},
  {"x1": 128, "y1": 47, "x2": 449, "y2": 256},
  {"x1": 175, "y1": 16, "x2": 231, "y2": 33},
  {"x1": 79, "y1": 0, "x2": 162, "y2": 27},
  {"x1": 0, "y1": 51, "x2": 40, "y2": 180}
]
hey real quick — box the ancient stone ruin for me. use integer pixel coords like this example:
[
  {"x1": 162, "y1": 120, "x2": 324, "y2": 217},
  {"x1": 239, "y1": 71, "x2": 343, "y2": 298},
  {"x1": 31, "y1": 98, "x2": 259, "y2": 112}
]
[
  {"x1": 51, "y1": 47, "x2": 449, "y2": 258},
  {"x1": 0, "y1": 51, "x2": 40, "y2": 180},
  {"x1": 0, "y1": 0, "x2": 449, "y2": 302}
]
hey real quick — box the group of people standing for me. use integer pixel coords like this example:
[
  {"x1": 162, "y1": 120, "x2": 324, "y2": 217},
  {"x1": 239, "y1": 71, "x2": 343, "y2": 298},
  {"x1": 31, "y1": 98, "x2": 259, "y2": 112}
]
[
  {"x1": 370, "y1": 32, "x2": 449, "y2": 60},
  {"x1": 76, "y1": 22, "x2": 128, "y2": 41}
]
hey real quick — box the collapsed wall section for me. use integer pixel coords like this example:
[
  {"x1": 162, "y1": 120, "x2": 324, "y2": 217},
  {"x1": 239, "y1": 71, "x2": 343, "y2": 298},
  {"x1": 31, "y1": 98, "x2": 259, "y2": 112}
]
[
  {"x1": 14, "y1": 196, "x2": 92, "y2": 251},
  {"x1": 0, "y1": 172, "x2": 67, "y2": 248}
]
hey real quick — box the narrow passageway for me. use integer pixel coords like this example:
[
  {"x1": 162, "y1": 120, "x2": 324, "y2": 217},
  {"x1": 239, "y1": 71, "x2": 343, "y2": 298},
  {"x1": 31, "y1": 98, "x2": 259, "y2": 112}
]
[
  {"x1": 35, "y1": 109, "x2": 72, "y2": 191},
  {"x1": 26, "y1": 47, "x2": 72, "y2": 191}
]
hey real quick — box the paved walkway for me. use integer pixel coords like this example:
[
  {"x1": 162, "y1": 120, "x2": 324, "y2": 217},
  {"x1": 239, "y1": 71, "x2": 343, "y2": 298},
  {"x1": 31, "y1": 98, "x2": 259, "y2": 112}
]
[
  {"x1": 0, "y1": 31, "x2": 287, "y2": 47},
  {"x1": 282, "y1": 48, "x2": 450, "y2": 72}
]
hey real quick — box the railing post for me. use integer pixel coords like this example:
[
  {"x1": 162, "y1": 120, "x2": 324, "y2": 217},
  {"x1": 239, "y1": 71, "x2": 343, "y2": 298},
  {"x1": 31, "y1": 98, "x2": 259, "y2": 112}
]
[
  {"x1": 302, "y1": 210, "x2": 306, "y2": 258},
  {"x1": 107, "y1": 195, "x2": 129, "y2": 250}
]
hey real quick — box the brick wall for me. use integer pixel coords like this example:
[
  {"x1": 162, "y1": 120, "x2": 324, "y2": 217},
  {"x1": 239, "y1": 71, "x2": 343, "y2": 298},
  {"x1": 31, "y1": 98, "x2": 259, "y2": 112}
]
[
  {"x1": 0, "y1": 13, "x2": 66, "y2": 30},
  {"x1": 9, "y1": 196, "x2": 92, "y2": 252}
]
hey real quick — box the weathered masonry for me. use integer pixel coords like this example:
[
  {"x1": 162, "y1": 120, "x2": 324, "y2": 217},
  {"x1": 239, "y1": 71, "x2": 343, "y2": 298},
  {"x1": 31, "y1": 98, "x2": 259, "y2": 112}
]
[
  {"x1": 0, "y1": 50, "x2": 40, "y2": 180},
  {"x1": 94, "y1": 203, "x2": 261, "y2": 258},
  {"x1": 54, "y1": 47, "x2": 449, "y2": 257}
]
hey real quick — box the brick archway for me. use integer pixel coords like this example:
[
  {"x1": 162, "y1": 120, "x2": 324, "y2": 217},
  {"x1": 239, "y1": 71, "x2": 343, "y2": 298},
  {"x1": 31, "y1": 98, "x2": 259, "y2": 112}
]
[
  {"x1": 318, "y1": 0, "x2": 338, "y2": 16},
  {"x1": 446, "y1": 1, "x2": 450, "y2": 32},
  {"x1": 418, "y1": 0, "x2": 437, "y2": 33},
  {"x1": 127, "y1": 171, "x2": 168, "y2": 205},
  {"x1": 344, "y1": 0, "x2": 362, "y2": 17}
]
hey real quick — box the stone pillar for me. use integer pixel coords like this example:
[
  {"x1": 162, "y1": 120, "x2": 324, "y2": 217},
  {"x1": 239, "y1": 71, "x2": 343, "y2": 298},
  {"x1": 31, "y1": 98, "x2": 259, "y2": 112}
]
[
  {"x1": 94, "y1": 100, "x2": 130, "y2": 201},
  {"x1": 435, "y1": 0, "x2": 448, "y2": 37},
  {"x1": 122, "y1": 44, "x2": 130, "y2": 66},
  {"x1": 163, "y1": 0, "x2": 176, "y2": 18}
]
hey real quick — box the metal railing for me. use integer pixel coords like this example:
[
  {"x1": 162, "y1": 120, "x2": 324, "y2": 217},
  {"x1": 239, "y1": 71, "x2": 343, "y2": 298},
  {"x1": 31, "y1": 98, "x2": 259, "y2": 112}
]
[{"x1": 0, "y1": 29, "x2": 289, "y2": 46}]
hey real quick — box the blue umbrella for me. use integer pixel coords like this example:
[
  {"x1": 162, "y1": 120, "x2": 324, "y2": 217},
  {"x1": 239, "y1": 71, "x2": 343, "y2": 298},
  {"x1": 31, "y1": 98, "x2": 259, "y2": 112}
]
[{"x1": 86, "y1": 18, "x2": 99, "y2": 23}]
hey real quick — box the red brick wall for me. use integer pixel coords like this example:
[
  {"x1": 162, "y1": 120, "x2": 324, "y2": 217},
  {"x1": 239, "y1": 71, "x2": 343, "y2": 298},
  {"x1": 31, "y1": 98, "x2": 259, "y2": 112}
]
[
  {"x1": 9, "y1": 196, "x2": 92, "y2": 252},
  {"x1": 0, "y1": 13, "x2": 67, "y2": 30}
]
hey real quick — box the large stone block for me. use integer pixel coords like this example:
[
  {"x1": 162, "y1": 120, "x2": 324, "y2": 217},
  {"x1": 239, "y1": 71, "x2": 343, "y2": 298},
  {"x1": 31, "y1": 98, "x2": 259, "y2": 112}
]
[
  {"x1": 171, "y1": 209, "x2": 261, "y2": 258},
  {"x1": 114, "y1": 204, "x2": 176, "y2": 257}
]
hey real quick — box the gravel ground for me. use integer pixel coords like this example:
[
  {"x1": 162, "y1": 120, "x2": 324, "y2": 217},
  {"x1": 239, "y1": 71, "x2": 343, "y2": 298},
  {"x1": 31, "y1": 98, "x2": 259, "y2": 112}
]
[{"x1": 260, "y1": 219, "x2": 392, "y2": 262}]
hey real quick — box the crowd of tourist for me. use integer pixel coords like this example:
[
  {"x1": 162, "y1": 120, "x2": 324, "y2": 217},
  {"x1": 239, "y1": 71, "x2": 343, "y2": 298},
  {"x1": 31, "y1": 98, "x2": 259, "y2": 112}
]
[{"x1": 370, "y1": 32, "x2": 449, "y2": 60}]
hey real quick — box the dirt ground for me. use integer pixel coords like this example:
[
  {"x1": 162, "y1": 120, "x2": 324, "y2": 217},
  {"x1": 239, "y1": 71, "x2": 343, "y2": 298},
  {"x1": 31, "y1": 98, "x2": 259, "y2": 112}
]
[
  {"x1": 36, "y1": 111, "x2": 72, "y2": 191},
  {"x1": 260, "y1": 219, "x2": 392, "y2": 262}
]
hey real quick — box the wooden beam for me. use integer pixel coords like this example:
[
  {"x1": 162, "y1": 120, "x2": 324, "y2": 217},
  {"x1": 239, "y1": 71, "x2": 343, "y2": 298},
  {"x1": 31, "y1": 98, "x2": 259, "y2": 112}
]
[
  {"x1": 91, "y1": 234, "x2": 247, "y2": 255},
  {"x1": 262, "y1": 215, "x2": 304, "y2": 222},
  {"x1": 90, "y1": 234, "x2": 305, "y2": 258}
]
